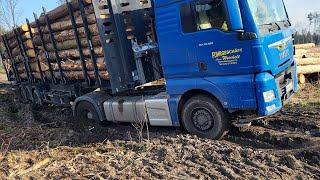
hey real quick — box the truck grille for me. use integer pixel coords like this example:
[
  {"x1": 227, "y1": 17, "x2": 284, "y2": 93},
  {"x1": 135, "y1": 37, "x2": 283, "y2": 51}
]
[{"x1": 275, "y1": 64, "x2": 295, "y2": 103}]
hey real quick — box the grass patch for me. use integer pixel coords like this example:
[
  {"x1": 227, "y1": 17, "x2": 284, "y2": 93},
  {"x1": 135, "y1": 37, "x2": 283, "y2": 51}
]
[
  {"x1": 292, "y1": 82, "x2": 320, "y2": 108},
  {"x1": 0, "y1": 65, "x2": 5, "y2": 74}
]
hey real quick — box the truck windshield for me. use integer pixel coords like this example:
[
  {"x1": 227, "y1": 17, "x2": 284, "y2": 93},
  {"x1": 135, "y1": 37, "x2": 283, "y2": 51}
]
[{"x1": 247, "y1": 0, "x2": 288, "y2": 26}]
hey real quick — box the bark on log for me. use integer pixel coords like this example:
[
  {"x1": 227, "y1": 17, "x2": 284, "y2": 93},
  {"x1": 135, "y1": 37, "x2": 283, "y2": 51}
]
[
  {"x1": 295, "y1": 52, "x2": 320, "y2": 59},
  {"x1": 30, "y1": 0, "x2": 92, "y2": 27},
  {"x1": 51, "y1": 57, "x2": 106, "y2": 71},
  {"x1": 39, "y1": 46, "x2": 103, "y2": 60},
  {"x1": 54, "y1": 70, "x2": 109, "y2": 80},
  {"x1": 295, "y1": 43, "x2": 316, "y2": 49},
  {"x1": 297, "y1": 65, "x2": 320, "y2": 74},
  {"x1": 38, "y1": 35, "x2": 101, "y2": 52},
  {"x1": 25, "y1": 70, "x2": 108, "y2": 80},
  {"x1": 11, "y1": 41, "x2": 35, "y2": 57},
  {"x1": 17, "y1": 61, "x2": 48, "y2": 73},
  {"x1": 12, "y1": 49, "x2": 36, "y2": 58},
  {"x1": 17, "y1": 57, "x2": 106, "y2": 73},
  {"x1": 6, "y1": 31, "x2": 32, "y2": 42},
  {"x1": 296, "y1": 58, "x2": 320, "y2": 66},
  {"x1": 33, "y1": 24, "x2": 99, "y2": 45},
  {"x1": 309, "y1": 47, "x2": 320, "y2": 53},
  {"x1": 34, "y1": 12, "x2": 96, "y2": 33},
  {"x1": 9, "y1": 39, "x2": 34, "y2": 50}
]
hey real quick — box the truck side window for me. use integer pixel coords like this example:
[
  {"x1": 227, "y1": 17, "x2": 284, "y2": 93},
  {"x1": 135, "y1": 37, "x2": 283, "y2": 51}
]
[{"x1": 180, "y1": 0, "x2": 228, "y2": 33}]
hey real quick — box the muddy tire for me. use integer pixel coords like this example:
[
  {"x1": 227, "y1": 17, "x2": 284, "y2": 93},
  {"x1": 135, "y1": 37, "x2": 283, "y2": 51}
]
[
  {"x1": 181, "y1": 95, "x2": 230, "y2": 140},
  {"x1": 76, "y1": 101, "x2": 109, "y2": 127},
  {"x1": 32, "y1": 90, "x2": 43, "y2": 106}
]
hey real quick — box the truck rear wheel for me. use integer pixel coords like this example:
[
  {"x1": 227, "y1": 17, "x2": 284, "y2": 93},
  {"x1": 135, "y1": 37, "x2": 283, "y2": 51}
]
[
  {"x1": 76, "y1": 101, "x2": 109, "y2": 127},
  {"x1": 181, "y1": 95, "x2": 230, "y2": 140}
]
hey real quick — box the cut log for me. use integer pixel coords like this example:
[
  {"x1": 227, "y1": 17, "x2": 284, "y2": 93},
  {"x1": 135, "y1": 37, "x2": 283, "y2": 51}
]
[
  {"x1": 6, "y1": 30, "x2": 32, "y2": 42},
  {"x1": 295, "y1": 53, "x2": 319, "y2": 59},
  {"x1": 11, "y1": 41, "x2": 35, "y2": 56},
  {"x1": 295, "y1": 43, "x2": 316, "y2": 49},
  {"x1": 54, "y1": 70, "x2": 109, "y2": 80},
  {"x1": 33, "y1": 24, "x2": 99, "y2": 45},
  {"x1": 27, "y1": 70, "x2": 109, "y2": 80},
  {"x1": 30, "y1": 0, "x2": 92, "y2": 27},
  {"x1": 17, "y1": 57, "x2": 106, "y2": 73},
  {"x1": 17, "y1": 61, "x2": 48, "y2": 73},
  {"x1": 299, "y1": 74, "x2": 306, "y2": 84},
  {"x1": 21, "y1": 24, "x2": 35, "y2": 33},
  {"x1": 308, "y1": 47, "x2": 320, "y2": 53},
  {"x1": 34, "y1": 12, "x2": 96, "y2": 33},
  {"x1": 38, "y1": 35, "x2": 101, "y2": 52},
  {"x1": 51, "y1": 57, "x2": 106, "y2": 71},
  {"x1": 39, "y1": 46, "x2": 103, "y2": 60},
  {"x1": 296, "y1": 58, "x2": 320, "y2": 66},
  {"x1": 12, "y1": 49, "x2": 36, "y2": 58},
  {"x1": 297, "y1": 65, "x2": 320, "y2": 74}
]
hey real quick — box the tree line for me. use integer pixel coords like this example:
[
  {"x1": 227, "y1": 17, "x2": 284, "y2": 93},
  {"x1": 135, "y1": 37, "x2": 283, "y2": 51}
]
[{"x1": 294, "y1": 32, "x2": 320, "y2": 45}]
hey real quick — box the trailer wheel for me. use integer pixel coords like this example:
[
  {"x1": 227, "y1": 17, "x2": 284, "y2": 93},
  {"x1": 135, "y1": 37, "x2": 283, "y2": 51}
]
[
  {"x1": 181, "y1": 95, "x2": 230, "y2": 140},
  {"x1": 20, "y1": 86, "x2": 29, "y2": 102},
  {"x1": 32, "y1": 90, "x2": 42, "y2": 106},
  {"x1": 76, "y1": 101, "x2": 109, "y2": 126}
]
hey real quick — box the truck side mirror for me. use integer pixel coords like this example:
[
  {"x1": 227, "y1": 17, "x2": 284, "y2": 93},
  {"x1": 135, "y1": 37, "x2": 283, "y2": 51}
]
[{"x1": 224, "y1": 0, "x2": 243, "y2": 31}]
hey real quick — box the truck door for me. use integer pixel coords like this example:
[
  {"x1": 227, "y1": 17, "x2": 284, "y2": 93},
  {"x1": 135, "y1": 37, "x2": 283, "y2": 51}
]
[{"x1": 181, "y1": 0, "x2": 254, "y2": 77}]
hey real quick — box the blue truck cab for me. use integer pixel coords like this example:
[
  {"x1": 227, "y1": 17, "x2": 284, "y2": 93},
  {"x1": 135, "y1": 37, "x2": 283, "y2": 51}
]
[
  {"x1": 148, "y1": 0, "x2": 298, "y2": 138},
  {"x1": 1, "y1": 0, "x2": 298, "y2": 140}
]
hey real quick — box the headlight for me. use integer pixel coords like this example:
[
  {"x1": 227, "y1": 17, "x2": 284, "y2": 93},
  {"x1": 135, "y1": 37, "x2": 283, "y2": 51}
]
[
  {"x1": 263, "y1": 90, "x2": 276, "y2": 102},
  {"x1": 266, "y1": 104, "x2": 276, "y2": 112}
]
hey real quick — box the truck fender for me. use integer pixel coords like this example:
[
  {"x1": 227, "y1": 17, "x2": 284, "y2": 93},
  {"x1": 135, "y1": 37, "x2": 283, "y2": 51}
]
[{"x1": 72, "y1": 91, "x2": 112, "y2": 122}]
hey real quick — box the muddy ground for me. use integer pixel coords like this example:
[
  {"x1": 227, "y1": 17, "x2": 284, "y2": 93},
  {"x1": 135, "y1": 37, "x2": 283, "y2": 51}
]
[{"x1": 0, "y1": 80, "x2": 319, "y2": 179}]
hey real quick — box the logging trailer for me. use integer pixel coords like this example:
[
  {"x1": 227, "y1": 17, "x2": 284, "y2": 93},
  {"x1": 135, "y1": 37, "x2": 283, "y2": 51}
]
[{"x1": 0, "y1": 0, "x2": 299, "y2": 139}]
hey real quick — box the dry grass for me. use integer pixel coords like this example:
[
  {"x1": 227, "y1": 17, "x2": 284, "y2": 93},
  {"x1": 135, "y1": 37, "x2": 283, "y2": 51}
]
[
  {"x1": 0, "y1": 68, "x2": 5, "y2": 75},
  {"x1": 292, "y1": 82, "x2": 320, "y2": 108}
]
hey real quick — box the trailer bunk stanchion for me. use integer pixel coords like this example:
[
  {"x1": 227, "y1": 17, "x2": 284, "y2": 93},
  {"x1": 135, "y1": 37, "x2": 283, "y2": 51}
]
[
  {"x1": 26, "y1": 18, "x2": 45, "y2": 84},
  {"x1": 34, "y1": 13, "x2": 56, "y2": 84},
  {"x1": 42, "y1": 7, "x2": 66, "y2": 84},
  {"x1": 66, "y1": 0, "x2": 90, "y2": 86},
  {"x1": 92, "y1": 0, "x2": 131, "y2": 94},
  {"x1": 77, "y1": 0, "x2": 102, "y2": 86},
  {"x1": 0, "y1": 52, "x2": 10, "y2": 81},
  {"x1": 3, "y1": 35, "x2": 21, "y2": 83},
  {"x1": 15, "y1": 28, "x2": 35, "y2": 83}
]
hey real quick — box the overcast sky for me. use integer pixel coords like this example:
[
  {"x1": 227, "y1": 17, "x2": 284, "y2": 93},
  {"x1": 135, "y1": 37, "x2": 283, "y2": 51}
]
[
  {"x1": 283, "y1": 0, "x2": 320, "y2": 31},
  {"x1": 17, "y1": 0, "x2": 320, "y2": 32}
]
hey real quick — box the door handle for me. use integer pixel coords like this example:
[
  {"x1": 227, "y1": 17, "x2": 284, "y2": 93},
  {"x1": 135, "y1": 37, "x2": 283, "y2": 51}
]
[{"x1": 198, "y1": 62, "x2": 207, "y2": 71}]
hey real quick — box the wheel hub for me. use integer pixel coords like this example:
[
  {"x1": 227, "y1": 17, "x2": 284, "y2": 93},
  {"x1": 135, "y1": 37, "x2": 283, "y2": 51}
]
[
  {"x1": 192, "y1": 108, "x2": 214, "y2": 131},
  {"x1": 87, "y1": 112, "x2": 94, "y2": 120}
]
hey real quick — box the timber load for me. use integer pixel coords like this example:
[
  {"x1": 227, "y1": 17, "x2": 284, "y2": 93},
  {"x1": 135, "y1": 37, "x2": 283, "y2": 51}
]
[
  {"x1": 0, "y1": 0, "x2": 109, "y2": 82},
  {"x1": 295, "y1": 43, "x2": 320, "y2": 85}
]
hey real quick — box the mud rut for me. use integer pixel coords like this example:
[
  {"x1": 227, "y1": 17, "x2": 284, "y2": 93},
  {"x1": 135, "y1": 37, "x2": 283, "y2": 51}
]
[{"x1": 0, "y1": 83, "x2": 319, "y2": 179}]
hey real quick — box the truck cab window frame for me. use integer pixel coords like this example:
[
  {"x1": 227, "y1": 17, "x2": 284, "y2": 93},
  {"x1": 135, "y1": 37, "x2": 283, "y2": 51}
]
[{"x1": 180, "y1": 0, "x2": 229, "y2": 33}]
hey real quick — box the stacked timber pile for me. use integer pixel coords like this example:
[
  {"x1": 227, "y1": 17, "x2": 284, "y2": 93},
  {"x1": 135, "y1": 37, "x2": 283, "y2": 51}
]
[
  {"x1": 295, "y1": 43, "x2": 320, "y2": 84},
  {"x1": 0, "y1": 0, "x2": 108, "y2": 81}
]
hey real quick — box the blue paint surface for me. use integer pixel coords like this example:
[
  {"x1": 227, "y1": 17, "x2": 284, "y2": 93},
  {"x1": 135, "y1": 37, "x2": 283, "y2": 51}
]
[{"x1": 153, "y1": 0, "x2": 298, "y2": 125}]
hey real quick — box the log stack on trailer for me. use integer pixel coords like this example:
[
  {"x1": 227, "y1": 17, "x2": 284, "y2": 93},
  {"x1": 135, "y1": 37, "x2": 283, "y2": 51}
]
[
  {"x1": 0, "y1": 0, "x2": 108, "y2": 85},
  {"x1": 295, "y1": 43, "x2": 320, "y2": 85}
]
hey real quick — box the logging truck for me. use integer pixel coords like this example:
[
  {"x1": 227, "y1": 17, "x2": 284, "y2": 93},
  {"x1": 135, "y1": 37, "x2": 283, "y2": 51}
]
[{"x1": 0, "y1": 0, "x2": 299, "y2": 139}]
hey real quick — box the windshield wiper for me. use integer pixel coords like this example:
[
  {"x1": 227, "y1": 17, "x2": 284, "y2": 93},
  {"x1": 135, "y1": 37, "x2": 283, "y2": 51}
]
[{"x1": 263, "y1": 22, "x2": 281, "y2": 32}]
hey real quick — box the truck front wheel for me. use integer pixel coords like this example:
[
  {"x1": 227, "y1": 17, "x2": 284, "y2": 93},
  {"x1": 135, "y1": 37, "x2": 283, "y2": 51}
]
[{"x1": 181, "y1": 95, "x2": 230, "y2": 140}]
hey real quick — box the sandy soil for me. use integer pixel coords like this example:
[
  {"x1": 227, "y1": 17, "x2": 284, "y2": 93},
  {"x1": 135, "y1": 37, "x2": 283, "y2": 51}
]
[
  {"x1": 0, "y1": 82, "x2": 319, "y2": 179},
  {"x1": 0, "y1": 74, "x2": 7, "y2": 83}
]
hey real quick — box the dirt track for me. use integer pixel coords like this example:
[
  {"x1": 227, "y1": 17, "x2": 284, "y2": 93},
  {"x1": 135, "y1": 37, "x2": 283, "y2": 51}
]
[{"x1": 0, "y1": 82, "x2": 319, "y2": 179}]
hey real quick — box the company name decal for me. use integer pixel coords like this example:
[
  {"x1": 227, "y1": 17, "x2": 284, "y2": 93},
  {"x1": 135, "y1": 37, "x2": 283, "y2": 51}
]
[{"x1": 212, "y1": 48, "x2": 243, "y2": 66}]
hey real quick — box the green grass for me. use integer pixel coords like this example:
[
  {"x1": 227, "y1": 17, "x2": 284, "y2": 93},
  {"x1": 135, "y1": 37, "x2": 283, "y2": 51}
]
[{"x1": 0, "y1": 65, "x2": 5, "y2": 74}]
